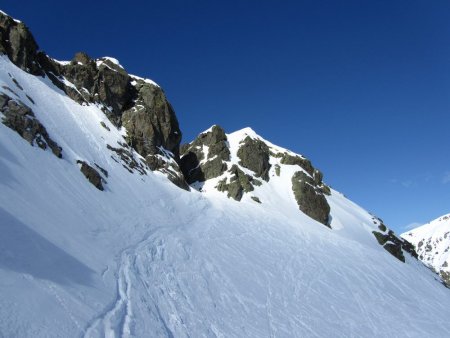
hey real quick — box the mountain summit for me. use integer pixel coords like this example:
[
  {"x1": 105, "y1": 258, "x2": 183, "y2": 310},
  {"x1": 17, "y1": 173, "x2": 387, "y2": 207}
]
[{"x1": 1, "y1": 10, "x2": 450, "y2": 337}]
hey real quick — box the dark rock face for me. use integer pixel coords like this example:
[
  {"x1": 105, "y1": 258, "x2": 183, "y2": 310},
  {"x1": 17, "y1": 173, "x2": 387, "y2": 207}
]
[
  {"x1": 56, "y1": 54, "x2": 182, "y2": 160},
  {"x1": 76, "y1": 160, "x2": 104, "y2": 191},
  {"x1": 122, "y1": 81, "x2": 181, "y2": 159},
  {"x1": 180, "y1": 125, "x2": 230, "y2": 184},
  {"x1": 0, "y1": 11, "x2": 186, "y2": 188},
  {"x1": 61, "y1": 54, "x2": 135, "y2": 123},
  {"x1": 291, "y1": 171, "x2": 330, "y2": 226},
  {"x1": 0, "y1": 93, "x2": 62, "y2": 158},
  {"x1": 0, "y1": 14, "x2": 40, "y2": 74},
  {"x1": 0, "y1": 12, "x2": 181, "y2": 148},
  {"x1": 216, "y1": 165, "x2": 256, "y2": 201},
  {"x1": 237, "y1": 136, "x2": 271, "y2": 181},
  {"x1": 372, "y1": 220, "x2": 418, "y2": 263}
]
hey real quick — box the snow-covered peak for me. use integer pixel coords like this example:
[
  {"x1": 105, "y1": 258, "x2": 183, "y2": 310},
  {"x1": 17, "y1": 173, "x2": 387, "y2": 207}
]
[
  {"x1": 401, "y1": 213, "x2": 450, "y2": 285},
  {"x1": 228, "y1": 126, "x2": 259, "y2": 139}
]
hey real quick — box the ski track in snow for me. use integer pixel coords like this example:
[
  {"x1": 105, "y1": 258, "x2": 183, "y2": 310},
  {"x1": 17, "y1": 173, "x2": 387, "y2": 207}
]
[
  {"x1": 3, "y1": 53, "x2": 450, "y2": 337},
  {"x1": 84, "y1": 227, "x2": 164, "y2": 338},
  {"x1": 84, "y1": 203, "x2": 204, "y2": 338}
]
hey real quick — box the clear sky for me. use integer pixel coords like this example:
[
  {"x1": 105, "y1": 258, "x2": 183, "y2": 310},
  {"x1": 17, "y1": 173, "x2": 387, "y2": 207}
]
[{"x1": 3, "y1": 0, "x2": 449, "y2": 233}]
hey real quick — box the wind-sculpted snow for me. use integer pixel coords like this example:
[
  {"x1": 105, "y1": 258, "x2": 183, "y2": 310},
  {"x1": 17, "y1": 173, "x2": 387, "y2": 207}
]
[{"x1": 1, "y1": 46, "x2": 450, "y2": 337}]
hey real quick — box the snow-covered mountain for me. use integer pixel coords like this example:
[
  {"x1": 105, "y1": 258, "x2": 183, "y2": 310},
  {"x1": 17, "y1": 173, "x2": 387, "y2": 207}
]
[
  {"x1": 402, "y1": 214, "x2": 450, "y2": 286},
  {"x1": 1, "y1": 10, "x2": 450, "y2": 337}
]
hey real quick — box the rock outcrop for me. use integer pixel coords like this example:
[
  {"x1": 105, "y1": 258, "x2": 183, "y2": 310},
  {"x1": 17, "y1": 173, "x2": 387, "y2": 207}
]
[
  {"x1": 180, "y1": 125, "x2": 230, "y2": 184},
  {"x1": 291, "y1": 171, "x2": 330, "y2": 226},
  {"x1": 0, "y1": 11, "x2": 185, "y2": 188},
  {"x1": 0, "y1": 13, "x2": 40, "y2": 74},
  {"x1": 216, "y1": 164, "x2": 261, "y2": 201},
  {"x1": 180, "y1": 126, "x2": 332, "y2": 226},
  {"x1": 0, "y1": 93, "x2": 62, "y2": 158},
  {"x1": 237, "y1": 136, "x2": 271, "y2": 181},
  {"x1": 76, "y1": 160, "x2": 105, "y2": 191},
  {"x1": 0, "y1": 10, "x2": 334, "y2": 224},
  {"x1": 372, "y1": 217, "x2": 417, "y2": 263}
]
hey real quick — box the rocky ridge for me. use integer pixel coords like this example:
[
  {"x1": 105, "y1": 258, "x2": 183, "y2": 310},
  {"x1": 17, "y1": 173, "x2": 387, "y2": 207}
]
[
  {"x1": 0, "y1": 10, "x2": 186, "y2": 188},
  {"x1": 181, "y1": 125, "x2": 332, "y2": 226},
  {"x1": 0, "y1": 10, "x2": 419, "y2": 262}
]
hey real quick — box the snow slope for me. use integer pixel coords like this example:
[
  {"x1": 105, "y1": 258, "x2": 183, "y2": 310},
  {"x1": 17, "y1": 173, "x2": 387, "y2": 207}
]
[{"x1": 1, "y1": 54, "x2": 450, "y2": 338}]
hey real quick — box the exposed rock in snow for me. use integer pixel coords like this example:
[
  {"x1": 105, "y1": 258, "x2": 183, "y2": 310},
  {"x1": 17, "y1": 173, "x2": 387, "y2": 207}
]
[
  {"x1": 1, "y1": 10, "x2": 450, "y2": 338},
  {"x1": 291, "y1": 171, "x2": 330, "y2": 226},
  {"x1": 181, "y1": 125, "x2": 332, "y2": 225},
  {"x1": 76, "y1": 160, "x2": 105, "y2": 191},
  {"x1": 0, "y1": 11, "x2": 185, "y2": 190},
  {"x1": 0, "y1": 92, "x2": 62, "y2": 158}
]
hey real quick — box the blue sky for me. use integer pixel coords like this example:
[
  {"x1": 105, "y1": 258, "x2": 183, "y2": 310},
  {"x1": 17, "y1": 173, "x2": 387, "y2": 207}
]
[{"x1": 3, "y1": 1, "x2": 449, "y2": 233}]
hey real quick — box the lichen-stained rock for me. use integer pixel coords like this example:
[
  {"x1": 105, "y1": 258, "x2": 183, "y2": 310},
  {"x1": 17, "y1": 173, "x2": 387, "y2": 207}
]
[
  {"x1": 0, "y1": 13, "x2": 41, "y2": 74},
  {"x1": 76, "y1": 160, "x2": 104, "y2": 191},
  {"x1": 59, "y1": 53, "x2": 183, "y2": 160},
  {"x1": 291, "y1": 171, "x2": 330, "y2": 226},
  {"x1": 0, "y1": 10, "x2": 183, "y2": 161},
  {"x1": 0, "y1": 11, "x2": 186, "y2": 191},
  {"x1": 61, "y1": 54, "x2": 135, "y2": 125},
  {"x1": 0, "y1": 93, "x2": 62, "y2": 158},
  {"x1": 237, "y1": 136, "x2": 271, "y2": 181},
  {"x1": 122, "y1": 80, "x2": 181, "y2": 158},
  {"x1": 216, "y1": 165, "x2": 256, "y2": 201},
  {"x1": 372, "y1": 218, "x2": 418, "y2": 263},
  {"x1": 180, "y1": 125, "x2": 230, "y2": 184}
]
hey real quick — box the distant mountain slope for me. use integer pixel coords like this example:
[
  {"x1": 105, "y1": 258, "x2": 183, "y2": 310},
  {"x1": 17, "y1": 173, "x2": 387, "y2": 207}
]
[
  {"x1": 1, "y1": 9, "x2": 450, "y2": 338},
  {"x1": 402, "y1": 214, "x2": 450, "y2": 285}
]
